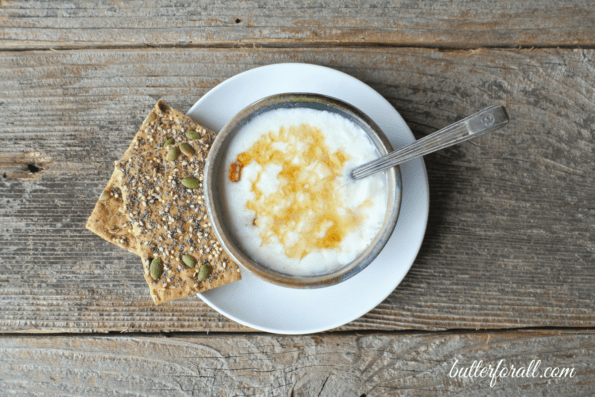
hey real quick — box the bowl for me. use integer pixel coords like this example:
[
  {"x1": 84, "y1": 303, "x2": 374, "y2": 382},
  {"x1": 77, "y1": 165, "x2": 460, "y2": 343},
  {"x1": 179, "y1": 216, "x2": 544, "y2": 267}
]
[{"x1": 204, "y1": 93, "x2": 402, "y2": 288}]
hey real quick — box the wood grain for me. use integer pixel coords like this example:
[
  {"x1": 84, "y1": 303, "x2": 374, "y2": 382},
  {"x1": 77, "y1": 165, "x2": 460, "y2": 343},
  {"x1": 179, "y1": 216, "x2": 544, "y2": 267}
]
[
  {"x1": 1, "y1": 47, "x2": 595, "y2": 333},
  {"x1": 1, "y1": 330, "x2": 593, "y2": 396},
  {"x1": 1, "y1": 0, "x2": 594, "y2": 50}
]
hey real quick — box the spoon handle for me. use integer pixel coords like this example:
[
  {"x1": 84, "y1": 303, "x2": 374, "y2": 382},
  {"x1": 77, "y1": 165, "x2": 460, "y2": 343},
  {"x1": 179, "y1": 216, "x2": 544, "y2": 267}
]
[{"x1": 351, "y1": 105, "x2": 509, "y2": 180}]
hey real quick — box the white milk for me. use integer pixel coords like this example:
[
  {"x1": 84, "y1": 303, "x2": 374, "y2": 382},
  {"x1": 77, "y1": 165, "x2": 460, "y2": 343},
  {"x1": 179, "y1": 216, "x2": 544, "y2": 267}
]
[{"x1": 221, "y1": 108, "x2": 388, "y2": 276}]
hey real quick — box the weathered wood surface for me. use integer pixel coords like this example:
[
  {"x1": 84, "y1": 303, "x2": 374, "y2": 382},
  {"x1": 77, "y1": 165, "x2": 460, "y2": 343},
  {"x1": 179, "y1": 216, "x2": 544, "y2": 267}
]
[
  {"x1": 0, "y1": 330, "x2": 592, "y2": 396},
  {"x1": 1, "y1": 47, "x2": 594, "y2": 333},
  {"x1": 1, "y1": 0, "x2": 594, "y2": 50}
]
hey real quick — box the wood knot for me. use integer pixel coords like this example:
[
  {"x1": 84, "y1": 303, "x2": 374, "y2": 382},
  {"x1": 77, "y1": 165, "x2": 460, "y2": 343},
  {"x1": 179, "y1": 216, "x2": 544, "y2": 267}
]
[{"x1": 0, "y1": 151, "x2": 52, "y2": 179}]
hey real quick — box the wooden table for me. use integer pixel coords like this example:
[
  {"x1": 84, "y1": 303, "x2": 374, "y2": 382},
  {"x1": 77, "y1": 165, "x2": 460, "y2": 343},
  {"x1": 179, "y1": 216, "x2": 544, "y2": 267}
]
[{"x1": 1, "y1": 1, "x2": 595, "y2": 395}]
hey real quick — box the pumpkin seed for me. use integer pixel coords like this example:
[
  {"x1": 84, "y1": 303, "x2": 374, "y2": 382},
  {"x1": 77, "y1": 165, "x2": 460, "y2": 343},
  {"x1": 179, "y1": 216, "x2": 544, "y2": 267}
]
[
  {"x1": 197, "y1": 263, "x2": 212, "y2": 281},
  {"x1": 150, "y1": 258, "x2": 164, "y2": 280},
  {"x1": 181, "y1": 177, "x2": 200, "y2": 189},
  {"x1": 167, "y1": 147, "x2": 180, "y2": 162},
  {"x1": 186, "y1": 130, "x2": 201, "y2": 140},
  {"x1": 163, "y1": 138, "x2": 175, "y2": 148},
  {"x1": 182, "y1": 254, "x2": 197, "y2": 268},
  {"x1": 179, "y1": 142, "x2": 195, "y2": 156},
  {"x1": 144, "y1": 112, "x2": 156, "y2": 124},
  {"x1": 158, "y1": 102, "x2": 170, "y2": 113}
]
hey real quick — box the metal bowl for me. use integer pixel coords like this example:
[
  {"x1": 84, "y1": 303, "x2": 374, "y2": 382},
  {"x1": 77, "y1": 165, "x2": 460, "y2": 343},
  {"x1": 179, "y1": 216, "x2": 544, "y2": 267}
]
[{"x1": 204, "y1": 93, "x2": 402, "y2": 288}]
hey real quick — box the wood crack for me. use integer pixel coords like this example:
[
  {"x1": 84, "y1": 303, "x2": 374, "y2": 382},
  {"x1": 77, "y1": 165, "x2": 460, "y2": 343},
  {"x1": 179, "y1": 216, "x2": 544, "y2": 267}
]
[{"x1": 317, "y1": 375, "x2": 330, "y2": 397}]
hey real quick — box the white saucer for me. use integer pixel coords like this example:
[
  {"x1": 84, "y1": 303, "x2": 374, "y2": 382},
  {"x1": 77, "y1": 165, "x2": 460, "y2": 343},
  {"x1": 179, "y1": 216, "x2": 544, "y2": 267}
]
[{"x1": 187, "y1": 63, "x2": 429, "y2": 334}]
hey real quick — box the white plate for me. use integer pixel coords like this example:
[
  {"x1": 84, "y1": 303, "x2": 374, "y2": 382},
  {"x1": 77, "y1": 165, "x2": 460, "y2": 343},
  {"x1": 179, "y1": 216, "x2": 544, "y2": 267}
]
[{"x1": 187, "y1": 63, "x2": 429, "y2": 334}]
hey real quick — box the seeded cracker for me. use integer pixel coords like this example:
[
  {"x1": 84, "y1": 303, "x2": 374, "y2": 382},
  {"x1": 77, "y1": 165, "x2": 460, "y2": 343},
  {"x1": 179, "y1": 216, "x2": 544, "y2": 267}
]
[
  {"x1": 85, "y1": 169, "x2": 136, "y2": 252},
  {"x1": 116, "y1": 136, "x2": 241, "y2": 305},
  {"x1": 85, "y1": 100, "x2": 209, "y2": 255}
]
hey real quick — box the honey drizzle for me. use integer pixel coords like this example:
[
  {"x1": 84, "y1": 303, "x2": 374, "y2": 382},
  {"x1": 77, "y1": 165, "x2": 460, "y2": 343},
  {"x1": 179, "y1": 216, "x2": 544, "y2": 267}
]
[
  {"x1": 229, "y1": 161, "x2": 244, "y2": 182},
  {"x1": 230, "y1": 124, "x2": 368, "y2": 260}
]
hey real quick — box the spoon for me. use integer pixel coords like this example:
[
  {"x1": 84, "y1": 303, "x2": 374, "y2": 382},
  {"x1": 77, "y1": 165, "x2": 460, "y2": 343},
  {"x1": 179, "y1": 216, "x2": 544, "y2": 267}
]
[{"x1": 351, "y1": 105, "x2": 509, "y2": 180}]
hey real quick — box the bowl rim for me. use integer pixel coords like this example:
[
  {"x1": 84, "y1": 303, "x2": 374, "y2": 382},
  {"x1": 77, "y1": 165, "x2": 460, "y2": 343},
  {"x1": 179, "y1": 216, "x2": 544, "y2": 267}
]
[{"x1": 204, "y1": 93, "x2": 402, "y2": 288}]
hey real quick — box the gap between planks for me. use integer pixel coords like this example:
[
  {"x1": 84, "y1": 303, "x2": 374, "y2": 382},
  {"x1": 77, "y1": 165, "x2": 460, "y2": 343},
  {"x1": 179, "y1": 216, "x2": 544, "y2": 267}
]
[
  {"x1": 2, "y1": 327, "x2": 595, "y2": 339},
  {"x1": 3, "y1": 42, "x2": 595, "y2": 52}
]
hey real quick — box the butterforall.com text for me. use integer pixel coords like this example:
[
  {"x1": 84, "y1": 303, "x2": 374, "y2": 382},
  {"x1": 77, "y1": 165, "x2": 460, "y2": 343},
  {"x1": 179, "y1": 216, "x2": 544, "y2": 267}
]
[{"x1": 449, "y1": 359, "x2": 575, "y2": 387}]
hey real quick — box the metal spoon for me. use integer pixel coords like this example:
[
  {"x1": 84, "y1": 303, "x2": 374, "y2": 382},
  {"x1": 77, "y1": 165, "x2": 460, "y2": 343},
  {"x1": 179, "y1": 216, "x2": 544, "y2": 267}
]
[{"x1": 351, "y1": 105, "x2": 509, "y2": 180}]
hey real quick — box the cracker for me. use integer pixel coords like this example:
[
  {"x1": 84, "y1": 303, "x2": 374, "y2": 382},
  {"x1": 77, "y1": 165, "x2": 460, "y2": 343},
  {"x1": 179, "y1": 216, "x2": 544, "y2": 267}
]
[
  {"x1": 85, "y1": 100, "x2": 210, "y2": 255},
  {"x1": 116, "y1": 137, "x2": 241, "y2": 305},
  {"x1": 85, "y1": 167, "x2": 137, "y2": 253}
]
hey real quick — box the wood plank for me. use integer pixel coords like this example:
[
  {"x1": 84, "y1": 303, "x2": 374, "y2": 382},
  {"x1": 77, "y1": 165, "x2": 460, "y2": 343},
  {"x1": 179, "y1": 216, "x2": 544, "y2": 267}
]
[
  {"x1": 1, "y1": 0, "x2": 594, "y2": 50},
  {"x1": 1, "y1": 47, "x2": 595, "y2": 333},
  {"x1": 0, "y1": 330, "x2": 593, "y2": 395}
]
